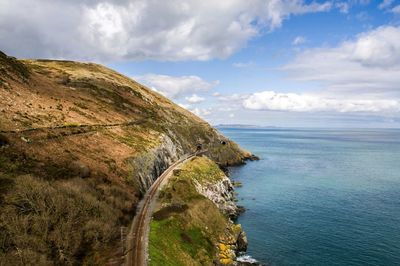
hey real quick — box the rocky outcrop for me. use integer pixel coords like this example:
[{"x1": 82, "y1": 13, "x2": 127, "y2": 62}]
[
  {"x1": 128, "y1": 135, "x2": 181, "y2": 193},
  {"x1": 189, "y1": 159, "x2": 252, "y2": 265},
  {"x1": 193, "y1": 172, "x2": 239, "y2": 218},
  {"x1": 217, "y1": 224, "x2": 250, "y2": 266}
]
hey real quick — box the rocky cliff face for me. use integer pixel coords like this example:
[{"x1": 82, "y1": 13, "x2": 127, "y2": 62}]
[
  {"x1": 128, "y1": 135, "x2": 180, "y2": 192},
  {"x1": 193, "y1": 170, "x2": 238, "y2": 218}
]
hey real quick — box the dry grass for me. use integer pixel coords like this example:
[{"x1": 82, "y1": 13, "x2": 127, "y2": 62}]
[{"x1": 0, "y1": 175, "x2": 124, "y2": 265}]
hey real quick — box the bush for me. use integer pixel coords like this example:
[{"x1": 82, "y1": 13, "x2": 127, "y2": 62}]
[
  {"x1": 0, "y1": 175, "x2": 120, "y2": 265},
  {"x1": 0, "y1": 134, "x2": 9, "y2": 147}
]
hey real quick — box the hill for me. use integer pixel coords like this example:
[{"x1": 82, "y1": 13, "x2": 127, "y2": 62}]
[{"x1": 0, "y1": 51, "x2": 253, "y2": 265}]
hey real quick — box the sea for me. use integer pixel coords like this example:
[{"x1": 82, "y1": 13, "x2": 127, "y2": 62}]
[{"x1": 219, "y1": 127, "x2": 400, "y2": 266}]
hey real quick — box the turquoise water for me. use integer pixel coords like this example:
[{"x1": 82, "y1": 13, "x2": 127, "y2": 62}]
[{"x1": 220, "y1": 128, "x2": 400, "y2": 266}]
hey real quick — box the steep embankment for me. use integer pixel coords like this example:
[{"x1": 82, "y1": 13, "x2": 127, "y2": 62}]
[
  {"x1": 149, "y1": 156, "x2": 248, "y2": 266},
  {"x1": 0, "y1": 51, "x2": 253, "y2": 265}
]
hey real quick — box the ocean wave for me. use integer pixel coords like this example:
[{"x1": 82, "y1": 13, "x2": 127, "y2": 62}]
[{"x1": 237, "y1": 255, "x2": 259, "y2": 264}]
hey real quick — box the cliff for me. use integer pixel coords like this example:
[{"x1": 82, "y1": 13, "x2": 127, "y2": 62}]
[
  {"x1": 149, "y1": 156, "x2": 249, "y2": 265},
  {"x1": 0, "y1": 51, "x2": 254, "y2": 264}
]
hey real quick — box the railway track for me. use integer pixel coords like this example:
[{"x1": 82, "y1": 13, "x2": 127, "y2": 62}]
[{"x1": 125, "y1": 152, "x2": 200, "y2": 266}]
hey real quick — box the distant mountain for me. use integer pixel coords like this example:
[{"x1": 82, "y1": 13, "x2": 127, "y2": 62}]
[{"x1": 215, "y1": 124, "x2": 277, "y2": 129}]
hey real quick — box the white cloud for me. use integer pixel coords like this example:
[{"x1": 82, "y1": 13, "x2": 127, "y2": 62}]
[
  {"x1": 391, "y1": 5, "x2": 400, "y2": 13},
  {"x1": 350, "y1": 26, "x2": 400, "y2": 67},
  {"x1": 185, "y1": 94, "x2": 205, "y2": 103},
  {"x1": 235, "y1": 25, "x2": 400, "y2": 116},
  {"x1": 0, "y1": 0, "x2": 333, "y2": 61},
  {"x1": 243, "y1": 91, "x2": 400, "y2": 113},
  {"x1": 336, "y1": 2, "x2": 350, "y2": 13},
  {"x1": 378, "y1": 0, "x2": 394, "y2": 9},
  {"x1": 191, "y1": 107, "x2": 211, "y2": 117},
  {"x1": 217, "y1": 93, "x2": 249, "y2": 102},
  {"x1": 292, "y1": 36, "x2": 307, "y2": 45},
  {"x1": 282, "y1": 26, "x2": 400, "y2": 97},
  {"x1": 135, "y1": 74, "x2": 217, "y2": 99}
]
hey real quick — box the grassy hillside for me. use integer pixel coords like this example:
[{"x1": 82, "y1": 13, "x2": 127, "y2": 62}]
[
  {"x1": 0, "y1": 51, "x2": 251, "y2": 264},
  {"x1": 149, "y1": 157, "x2": 244, "y2": 266}
]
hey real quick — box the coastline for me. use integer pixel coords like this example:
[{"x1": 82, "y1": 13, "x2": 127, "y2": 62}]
[
  {"x1": 147, "y1": 155, "x2": 261, "y2": 265},
  {"x1": 227, "y1": 161, "x2": 262, "y2": 266}
]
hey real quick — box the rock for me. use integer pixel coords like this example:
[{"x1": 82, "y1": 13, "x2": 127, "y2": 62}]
[
  {"x1": 237, "y1": 231, "x2": 248, "y2": 252},
  {"x1": 236, "y1": 206, "x2": 246, "y2": 216},
  {"x1": 20, "y1": 136, "x2": 31, "y2": 143},
  {"x1": 232, "y1": 181, "x2": 243, "y2": 187},
  {"x1": 193, "y1": 174, "x2": 239, "y2": 218},
  {"x1": 220, "y1": 258, "x2": 234, "y2": 265},
  {"x1": 128, "y1": 135, "x2": 180, "y2": 193},
  {"x1": 248, "y1": 154, "x2": 260, "y2": 161}
]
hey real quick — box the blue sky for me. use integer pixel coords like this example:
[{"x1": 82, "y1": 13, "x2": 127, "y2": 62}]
[{"x1": 1, "y1": 0, "x2": 400, "y2": 127}]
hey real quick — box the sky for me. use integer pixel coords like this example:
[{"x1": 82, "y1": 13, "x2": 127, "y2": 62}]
[{"x1": 1, "y1": 0, "x2": 400, "y2": 128}]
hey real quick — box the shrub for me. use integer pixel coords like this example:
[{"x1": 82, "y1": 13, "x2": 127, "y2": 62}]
[
  {"x1": 0, "y1": 175, "x2": 120, "y2": 265},
  {"x1": 63, "y1": 122, "x2": 81, "y2": 128},
  {"x1": 0, "y1": 134, "x2": 9, "y2": 147}
]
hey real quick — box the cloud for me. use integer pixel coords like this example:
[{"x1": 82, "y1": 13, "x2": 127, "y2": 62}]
[
  {"x1": 135, "y1": 74, "x2": 217, "y2": 99},
  {"x1": 335, "y1": 2, "x2": 350, "y2": 13},
  {"x1": 191, "y1": 108, "x2": 211, "y2": 117},
  {"x1": 292, "y1": 36, "x2": 307, "y2": 45},
  {"x1": 237, "y1": 25, "x2": 400, "y2": 116},
  {"x1": 378, "y1": 0, "x2": 394, "y2": 9},
  {"x1": 217, "y1": 93, "x2": 249, "y2": 102},
  {"x1": 233, "y1": 61, "x2": 255, "y2": 68},
  {"x1": 391, "y1": 5, "x2": 400, "y2": 14},
  {"x1": 185, "y1": 94, "x2": 205, "y2": 103},
  {"x1": 177, "y1": 103, "x2": 211, "y2": 118},
  {"x1": 0, "y1": 0, "x2": 332, "y2": 61},
  {"x1": 282, "y1": 25, "x2": 400, "y2": 97},
  {"x1": 242, "y1": 91, "x2": 400, "y2": 113}
]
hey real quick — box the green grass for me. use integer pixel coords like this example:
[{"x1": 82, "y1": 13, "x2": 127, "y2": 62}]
[
  {"x1": 177, "y1": 157, "x2": 225, "y2": 185},
  {"x1": 149, "y1": 218, "x2": 214, "y2": 266},
  {"x1": 149, "y1": 219, "x2": 186, "y2": 266},
  {"x1": 148, "y1": 157, "x2": 234, "y2": 266}
]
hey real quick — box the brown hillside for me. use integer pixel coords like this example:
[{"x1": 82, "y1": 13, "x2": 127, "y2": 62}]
[{"x1": 0, "y1": 51, "x2": 252, "y2": 265}]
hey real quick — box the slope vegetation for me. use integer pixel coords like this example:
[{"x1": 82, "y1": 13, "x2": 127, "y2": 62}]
[
  {"x1": 149, "y1": 156, "x2": 247, "y2": 266},
  {"x1": 0, "y1": 51, "x2": 252, "y2": 264}
]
